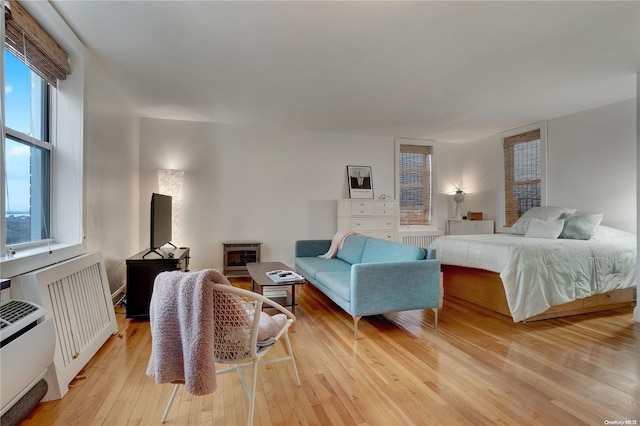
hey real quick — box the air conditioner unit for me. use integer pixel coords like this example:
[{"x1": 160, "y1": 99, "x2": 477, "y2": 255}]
[{"x1": 0, "y1": 299, "x2": 55, "y2": 417}]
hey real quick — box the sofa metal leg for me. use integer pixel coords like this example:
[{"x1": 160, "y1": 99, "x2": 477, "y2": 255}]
[
  {"x1": 433, "y1": 308, "x2": 438, "y2": 329},
  {"x1": 353, "y1": 316, "x2": 361, "y2": 339}
]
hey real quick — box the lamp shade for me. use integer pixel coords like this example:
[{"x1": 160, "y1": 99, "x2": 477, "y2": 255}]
[
  {"x1": 157, "y1": 169, "x2": 184, "y2": 200},
  {"x1": 157, "y1": 169, "x2": 184, "y2": 244}
]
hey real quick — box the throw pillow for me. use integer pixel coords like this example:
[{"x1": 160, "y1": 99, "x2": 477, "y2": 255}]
[
  {"x1": 559, "y1": 213, "x2": 604, "y2": 240},
  {"x1": 524, "y1": 218, "x2": 564, "y2": 239},
  {"x1": 507, "y1": 206, "x2": 577, "y2": 235},
  {"x1": 257, "y1": 312, "x2": 284, "y2": 341}
]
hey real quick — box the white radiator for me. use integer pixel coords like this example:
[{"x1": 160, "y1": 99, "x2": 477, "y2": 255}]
[
  {"x1": 400, "y1": 231, "x2": 444, "y2": 248},
  {"x1": 10, "y1": 251, "x2": 118, "y2": 400}
]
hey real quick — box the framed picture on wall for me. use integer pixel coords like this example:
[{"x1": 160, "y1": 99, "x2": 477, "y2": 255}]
[{"x1": 347, "y1": 165, "x2": 374, "y2": 199}]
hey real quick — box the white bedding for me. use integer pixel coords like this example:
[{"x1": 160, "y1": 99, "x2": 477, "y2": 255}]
[{"x1": 430, "y1": 225, "x2": 637, "y2": 321}]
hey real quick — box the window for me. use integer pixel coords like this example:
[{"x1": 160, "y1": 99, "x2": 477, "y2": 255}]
[
  {"x1": 3, "y1": 0, "x2": 69, "y2": 249},
  {"x1": 4, "y1": 50, "x2": 51, "y2": 246},
  {"x1": 503, "y1": 129, "x2": 541, "y2": 226},
  {"x1": 399, "y1": 144, "x2": 432, "y2": 225}
]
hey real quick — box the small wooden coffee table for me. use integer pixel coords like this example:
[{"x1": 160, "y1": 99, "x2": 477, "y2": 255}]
[{"x1": 246, "y1": 261, "x2": 306, "y2": 310}]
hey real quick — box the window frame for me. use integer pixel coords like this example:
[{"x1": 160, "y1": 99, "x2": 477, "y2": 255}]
[
  {"x1": 5, "y1": 130, "x2": 53, "y2": 248},
  {"x1": 499, "y1": 122, "x2": 548, "y2": 230},
  {"x1": 395, "y1": 138, "x2": 436, "y2": 227},
  {"x1": 3, "y1": 62, "x2": 53, "y2": 249}
]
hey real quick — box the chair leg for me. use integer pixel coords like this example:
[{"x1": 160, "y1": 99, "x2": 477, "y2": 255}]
[
  {"x1": 247, "y1": 361, "x2": 259, "y2": 426},
  {"x1": 283, "y1": 332, "x2": 300, "y2": 385},
  {"x1": 161, "y1": 384, "x2": 180, "y2": 423}
]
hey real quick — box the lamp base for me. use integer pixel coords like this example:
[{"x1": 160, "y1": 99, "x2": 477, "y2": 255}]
[
  {"x1": 454, "y1": 202, "x2": 464, "y2": 220},
  {"x1": 453, "y1": 191, "x2": 465, "y2": 220}
]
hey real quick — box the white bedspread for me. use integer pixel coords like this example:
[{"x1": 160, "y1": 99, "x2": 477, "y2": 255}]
[{"x1": 430, "y1": 226, "x2": 637, "y2": 322}]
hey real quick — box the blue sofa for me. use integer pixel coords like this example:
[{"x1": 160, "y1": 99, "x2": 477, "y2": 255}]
[{"x1": 295, "y1": 234, "x2": 441, "y2": 338}]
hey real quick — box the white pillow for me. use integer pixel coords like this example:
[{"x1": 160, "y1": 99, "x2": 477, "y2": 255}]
[
  {"x1": 507, "y1": 206, "x2": 577, "y2": 235},
  {"x1": 558, "y1": 213, "x2": 603, "y2": 240},
  {"x1": 524, "y1": 218, "x2": 565, "y2": 239}
]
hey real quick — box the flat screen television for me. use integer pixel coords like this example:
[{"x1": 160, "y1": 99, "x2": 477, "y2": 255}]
[{"x1": 143, "y1": 193, "x2": 174, "y2": 258}]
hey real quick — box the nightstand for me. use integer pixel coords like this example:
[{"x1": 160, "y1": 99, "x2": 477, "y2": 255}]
[{"x1": 447, "y1": 219, "x2": 494, "y2": 235}]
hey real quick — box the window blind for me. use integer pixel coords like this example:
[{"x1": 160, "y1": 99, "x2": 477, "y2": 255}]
[
  {"x1": 4, "y1": 0, "x2": 70, "y2": 86},
  {"x1": 503, "y1": 129, "x2": 541, "y2": 226},
  {"x1": 399, "y1": 144, "x2": 432, "y2": 225}
]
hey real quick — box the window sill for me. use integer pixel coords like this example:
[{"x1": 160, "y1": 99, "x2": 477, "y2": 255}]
[{"x1": 1, "y1": 243, "x2": 86, "y2": 278}]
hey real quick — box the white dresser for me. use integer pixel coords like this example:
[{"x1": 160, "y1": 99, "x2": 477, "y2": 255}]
[
  {"x1": 337, "y1": 199, "x2": 399, "y2": 241},
  {"x1": 447, "y1": 219, "x2": 494, "y2": 235}
]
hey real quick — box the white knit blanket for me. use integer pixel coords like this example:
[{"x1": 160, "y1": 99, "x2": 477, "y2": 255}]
[
  {"x1": 146, "y1": 269, "x2": 230, "y2": 396},
  {"x1": 320, "y1": 230, "x2": 358, "y2": 258}
]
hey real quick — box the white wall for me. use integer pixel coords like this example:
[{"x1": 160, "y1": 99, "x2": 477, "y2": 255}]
[
  {"x1": 401, "y1": 139, "x2": 499, "y2": 231},
  {"x1": 84, "y1": 57, "x2": 140, "y2": 291},
  {"x1": 547, "y1": 99, "x2": 636, "y2": 232},
  {"x1": 139, "y1": 119, "x2": 396, "y2": 270},
  {"x1": 450, "y1": 99, "x2": 637, "y2": 233},
  {"x1": 137, "y1": 98, "x2": 636, "y2": 271},
  {"x1": 431, "y1": 141, "x2": 473, "y2": 229},
  {"x1": 453, "y1": 137, "x2": 501, "y2": 225}
]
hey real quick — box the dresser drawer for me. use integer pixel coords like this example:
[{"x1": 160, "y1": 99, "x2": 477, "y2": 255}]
[
  {"x1": 337, "y1": 199, "x2": 399, "y2": 241},
  {"x1": 351, "y1": 200, "x2": 374, "y2": 215},
  {"x1": 351, "y1": 217, "x2": 396, "y2": 230},
  {"x1": 373, "y1": 201, "x2": 397, "y2": 216},
  {"x1": 362, "y1": 230, "x2": 398, "y2": 241}
]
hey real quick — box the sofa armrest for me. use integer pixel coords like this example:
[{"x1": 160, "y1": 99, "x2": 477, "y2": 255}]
[
  {"x1": 295, "y1": 240, "x2": 332, "y2": 258},
  {"x1": 350, "y1": 260, "x2": 441, "y2": 317}
]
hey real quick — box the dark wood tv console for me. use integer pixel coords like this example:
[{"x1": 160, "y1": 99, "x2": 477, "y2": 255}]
[{"x1": 125, "y1": 247, "x2": 190, "y2": 319}]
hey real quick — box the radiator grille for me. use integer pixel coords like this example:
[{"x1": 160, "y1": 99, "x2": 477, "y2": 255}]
[
  {"x1": 47, "y1": 262, "x2": 113, "y2": 367},
  {"x1": 401, "y1": 232, "x2": 443, "y2": 248},
  {"x1": 13, "y1": 251, "x2": 118, "y2": 399}
]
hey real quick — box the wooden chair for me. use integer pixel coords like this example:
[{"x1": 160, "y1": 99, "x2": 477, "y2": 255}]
[{"x1": 161, "y1": 283, "x2": 300, "y2": 425}]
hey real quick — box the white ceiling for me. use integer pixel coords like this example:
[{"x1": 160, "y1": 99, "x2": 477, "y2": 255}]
[{"x1": 51, "y1": 1, "x2": 639, "y2": 143}]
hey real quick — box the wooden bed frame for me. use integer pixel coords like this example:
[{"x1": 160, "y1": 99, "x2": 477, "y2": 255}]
[{"x1": 443, "y1": 265, "x2": 636, "y2": 321}]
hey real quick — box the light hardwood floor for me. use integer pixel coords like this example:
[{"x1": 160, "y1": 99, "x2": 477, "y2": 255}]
[{"x1": 21, "y1": 278, "x2": 639, "y2": 425}]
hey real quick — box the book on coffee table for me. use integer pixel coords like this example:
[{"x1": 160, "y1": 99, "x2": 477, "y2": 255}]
[
  {"x1": 263, "y1": 286, "x2": 289, "y2": 298},
  {"x1": 265, "y1": 270, "x2": 305, "y2": 283}
]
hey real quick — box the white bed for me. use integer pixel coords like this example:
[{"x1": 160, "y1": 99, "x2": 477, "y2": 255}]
[{"x1": 431, "y1": 225, "x2": 637, "y2": 322}]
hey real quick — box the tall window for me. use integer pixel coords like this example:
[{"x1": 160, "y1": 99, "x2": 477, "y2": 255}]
[
  {"x1": 503, "y1": 129, "x2": 541, "y2": 226},
  {"x1": 3, "y1": 0, "x2": 69, "y2": 248},
  {"x1": 399, "y1": 144, "x2": 432, "y2": 225},
  {"x1": 4, "y1": 50, "x2": 51, "y2": 245}
]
